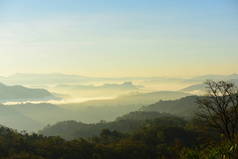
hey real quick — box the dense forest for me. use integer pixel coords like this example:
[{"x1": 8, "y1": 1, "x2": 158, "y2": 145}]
[
  {"x1": 39, "y1": 112, "x2": 178, "y2": 140},
  {"x1": 0, "y1": 114, "x2": 237, "y2": 159}
]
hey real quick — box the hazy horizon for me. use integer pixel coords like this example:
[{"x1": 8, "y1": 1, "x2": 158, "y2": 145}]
[{"x1": 0, "y1": 72, "x2": 238, "y2": 79}]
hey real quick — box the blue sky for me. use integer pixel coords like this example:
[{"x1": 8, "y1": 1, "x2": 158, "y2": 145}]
[{"x1": 0, "y1": 0, "x2": 237, "y2": 77}]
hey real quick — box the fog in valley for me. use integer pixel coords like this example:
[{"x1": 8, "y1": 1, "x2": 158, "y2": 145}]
[{"x1": 0, "y1": 73, "x2": 237, "y2": 132}]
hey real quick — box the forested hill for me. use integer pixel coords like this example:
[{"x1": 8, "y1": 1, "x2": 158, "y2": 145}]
[
  {"x1": 39, "y1": 96, "x2": 200, "y2": 140},
  {"x1": 141, "y1": 96, "x2": 199, "y2": 118},
  {"x1": 0, "y1": 113, "x2": 234, "y2": 159},
  {"x1": 39, "y1": 111, "x2": 174, "y2": 140}
]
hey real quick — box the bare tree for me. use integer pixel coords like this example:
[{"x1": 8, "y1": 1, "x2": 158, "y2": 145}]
[{"x1": 197, "y1": 80, "x2": 238, "y2": 142}]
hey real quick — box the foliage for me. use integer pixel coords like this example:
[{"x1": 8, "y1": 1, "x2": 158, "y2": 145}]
[
  {"x1": 197, "y1": 80, "x2": 238, "y2": 142},
  {"x1": 180, "y1": 142, "x2": 238, "y2": 159},
  {"x1": 0, "y1": 116, "x2": 202, "y2": 159},
  {"x1": 39, "y1": 111, "x2": 175, "y2": 140},
  {"x1": 0, "y1": 112, "x2": 236, "y2": 159}
]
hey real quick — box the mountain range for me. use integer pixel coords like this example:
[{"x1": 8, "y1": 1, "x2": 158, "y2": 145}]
[
  {"x1": 141, "y1": 96, "x2": 199, "y2": 118},
  {"x1": 0, "y1": 90, "x2": 190, "y2": 131},
  {"x1": 56, "y1": 82, "x2": 141, "y2": 91},
  {"x1": 184, "y1": 74, "x2": 238, "y2": 83},
  {"x1": 39, "y1": 95, "x2": 200, "y2": 140},
  {"x1": 60, "y1": 91, "x2": 191, "y2": 123},
  {"x1": 39, "y1": 111, "x2": 175, "y2": 140},
  {"x1": 1, "y1": 73, "x2": 237, "y2": 85},
  {"x1": 0, "y1": 83, "x2": 59, "y2": 102}
]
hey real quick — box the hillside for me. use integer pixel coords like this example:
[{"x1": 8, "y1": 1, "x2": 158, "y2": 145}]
[
  {"x1": 39, "y1": 112, "x2": 180, "y2": 140},
  {"x1": 0, "y1": 116, "x2": 219, "y2": 159},
  {"x1": 141, "y1": 96, "x2": 199, "y2": 118},
  {"x1": 0, "y1": 105, "x2": 43, "y2": 131},
  {"x1": 0, "y1": 103, "x2": 79, "y2": 131},
  {"x1": 40, "y1": 96, "x2": 199, "y2": 140},
  {"x1": 8, "y1": 103, "x2": 78, "y2": 125},
  {"x1": 0, "y1": 83, "x2": 58, "y2": 102},
  {"x1": 0, "y1": 95, "x2": 198, "y2": 132},
  {"x1": 60, "y1": 91, "x2": 190, "y2": 122}
]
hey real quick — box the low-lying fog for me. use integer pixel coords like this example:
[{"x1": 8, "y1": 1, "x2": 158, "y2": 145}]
[{"x1": 0, "y1": 73, "x2": 237, "y2": 132}]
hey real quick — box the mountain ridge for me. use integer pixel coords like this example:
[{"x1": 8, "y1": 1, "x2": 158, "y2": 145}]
[{"x1": 0, "y1": 82, "x2": 59, "y2": 102}]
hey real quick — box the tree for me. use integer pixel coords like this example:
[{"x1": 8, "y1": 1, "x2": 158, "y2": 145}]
[{"x1": 197, "y1": 80, "x2": 238, "y2": 142}]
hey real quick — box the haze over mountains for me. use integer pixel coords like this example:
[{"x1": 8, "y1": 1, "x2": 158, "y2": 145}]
[
  {"x1": 58, "y1": 90, "x2": 190, "y2": 123},
  {"x1": 39, "y1": 111, "x2": 175, "y2": 140},
  {"x1": 1, "y1": 73, "x2": 237, "y2": 97},
  {"x1": 0, "y1": 73, "x2": 182, "y2": 86},
  {"x1": 0, "y1": 105, "x2": 42, "y2": 131},
  {"x1": 56, "y1": 82, "x2": 141, "y2": 90},
  {"x1": 0, "y1": 90, "x2": 190, "y2": 131},
  {"x1": 181, "y1": 78, "x2": 238, "y2": 94},
  {"x1": 0, "y1": 73, "x2": 237, "y2": 132},
  {"x1": 184, "y1": 74, "x2": 238, "y2": 83},
  {"x1": 54, "y1": 82, "x2": 142, "y2": 98},
  {"x1": 0, "y1": 82, "x2": 58, "y2": 103},
  {"x1": 1, "y1": 73, "x2": 237, "y2": 88},
  {"x1": 39, "y1": 96, "x2": 200, "y2": 140},
  {"x1": 0, "y1": 103, "x2": 78, "y2": 131}
]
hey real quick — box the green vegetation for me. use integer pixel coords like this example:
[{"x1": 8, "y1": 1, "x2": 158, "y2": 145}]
[
  {"x1": 141, "y1": 95, "x2": 199, "y2": 118},
  {"x1": 0, "y1": 114, "x2": 237, "y2": 159},
  {"x1": 39, "y1": 112, "x2": 176, "y2": 140}
]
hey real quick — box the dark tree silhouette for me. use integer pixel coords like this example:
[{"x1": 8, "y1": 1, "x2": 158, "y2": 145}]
[{"x1": 197, "y1": 80, "x2": 238, "y2": 142}]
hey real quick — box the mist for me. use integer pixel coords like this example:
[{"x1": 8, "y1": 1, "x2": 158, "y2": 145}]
[{"x1": 0, "y1": 0, "x2": 237, "y2": 158}]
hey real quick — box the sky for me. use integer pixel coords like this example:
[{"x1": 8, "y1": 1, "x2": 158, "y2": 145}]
[{"x1": 0, "y1": 0, "x2": 237, "y2": 77}]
